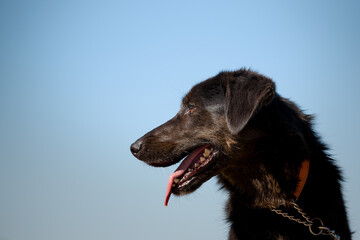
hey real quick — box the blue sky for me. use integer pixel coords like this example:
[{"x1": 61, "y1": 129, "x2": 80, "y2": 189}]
[{"x1": 0, "y1": 0, "x2": 359, "y2": 239}]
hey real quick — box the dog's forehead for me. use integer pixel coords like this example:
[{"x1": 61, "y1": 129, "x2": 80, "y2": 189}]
[{"x1": 182, "y1": 76, "x2": 224, "y2": 107}]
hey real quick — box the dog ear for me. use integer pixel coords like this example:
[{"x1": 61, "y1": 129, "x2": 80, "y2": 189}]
[{"x1": 222, "y1": 75, "x2": 275, "y2": 134}]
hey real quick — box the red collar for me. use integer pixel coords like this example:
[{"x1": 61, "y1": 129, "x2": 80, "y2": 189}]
[{"x1": 293, "y1": 159, "x2": 310, "y2": 200}]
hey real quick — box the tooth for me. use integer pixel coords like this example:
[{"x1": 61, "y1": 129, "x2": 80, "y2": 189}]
[
  {"x1": 200, "y1": 157, "x2": 205, "y2": 162},
  {"x1": 173, "y1": 178, "x2": 180, "y2": 183},
  {"x1": 203, "y1": 148, "x2": 212, "y2": 157}
]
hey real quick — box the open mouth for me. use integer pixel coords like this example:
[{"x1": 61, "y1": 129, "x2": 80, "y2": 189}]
[{"x1": 164, "y1": 144, "x2": 218, "y2": 206}]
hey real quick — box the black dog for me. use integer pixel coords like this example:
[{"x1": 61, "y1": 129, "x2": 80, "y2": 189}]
[{"x1": 130, "y1": 69, "x2": 351, "y2": 240}]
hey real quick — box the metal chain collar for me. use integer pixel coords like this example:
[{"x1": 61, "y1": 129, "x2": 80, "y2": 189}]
[{"x1": 269, "y1": 201, "x2": 340, "y2": 240}]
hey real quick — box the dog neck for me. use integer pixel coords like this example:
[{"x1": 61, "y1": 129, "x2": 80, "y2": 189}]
[{"x1": 219, "y1": 158, "x2": 311, "y2": 208}]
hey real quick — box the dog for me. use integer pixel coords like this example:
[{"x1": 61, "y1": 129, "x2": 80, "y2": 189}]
[{"x1": 130, "y1": 69, "x2": 352, "y2": 240}]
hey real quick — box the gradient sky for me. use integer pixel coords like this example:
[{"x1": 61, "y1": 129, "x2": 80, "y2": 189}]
[{"x1": 0, "y1": 0, "x2": 359, "y2": 239}]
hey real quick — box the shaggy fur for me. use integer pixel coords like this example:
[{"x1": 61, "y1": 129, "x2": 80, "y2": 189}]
[{"x1": 130, "y1": 69, "x2": 351, "y2": 240}]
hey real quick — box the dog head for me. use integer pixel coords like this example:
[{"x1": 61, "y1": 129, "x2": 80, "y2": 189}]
[{"x1": 130, "y1": 69, "x2": 276, "y2": 205}]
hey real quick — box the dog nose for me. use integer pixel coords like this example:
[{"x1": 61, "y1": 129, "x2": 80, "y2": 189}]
[{"x1": 130, "y1": 140, "x2": 143, "y2": 155}]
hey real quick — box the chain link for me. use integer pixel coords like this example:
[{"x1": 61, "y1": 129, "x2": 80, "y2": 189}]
[{"x1": 269, "y1": 202, "x2": 340, "y2": 240}]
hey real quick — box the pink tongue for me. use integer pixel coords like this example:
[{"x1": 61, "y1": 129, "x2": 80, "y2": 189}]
[{"x1": 164, "y1": 145, "x2": 209, "y2": 206}]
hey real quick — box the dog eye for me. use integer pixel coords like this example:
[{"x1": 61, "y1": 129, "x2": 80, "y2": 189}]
[{"x1": 186, "y1": 105, "x2": 196, "y2": 114}]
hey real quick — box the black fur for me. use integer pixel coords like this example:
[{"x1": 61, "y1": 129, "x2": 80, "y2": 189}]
[{"x1": 130, "y1": 69, "x2": 352, "y2": 240}]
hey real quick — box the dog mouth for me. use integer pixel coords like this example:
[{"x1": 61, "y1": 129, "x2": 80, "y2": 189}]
[{"x1": 164, "y1": 144, "x2": 218, "y2": 206}]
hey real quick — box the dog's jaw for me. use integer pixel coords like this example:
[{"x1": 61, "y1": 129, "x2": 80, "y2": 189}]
[{"x1": 164, "y1": 145, "x2": 219, "y2": 206}]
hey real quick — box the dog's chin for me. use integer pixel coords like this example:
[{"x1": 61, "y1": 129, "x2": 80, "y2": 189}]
[{"x1": 171, "y1": 164, "x2": 219, "y2": 196}]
